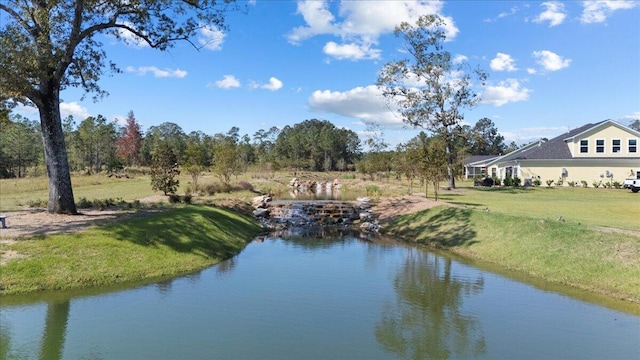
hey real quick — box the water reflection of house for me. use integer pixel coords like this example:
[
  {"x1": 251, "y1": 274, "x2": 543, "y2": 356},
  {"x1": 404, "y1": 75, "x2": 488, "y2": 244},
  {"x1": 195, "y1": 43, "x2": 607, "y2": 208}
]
[{"x1": 463, "y1": 120, "x2": 640, "y2": 185}]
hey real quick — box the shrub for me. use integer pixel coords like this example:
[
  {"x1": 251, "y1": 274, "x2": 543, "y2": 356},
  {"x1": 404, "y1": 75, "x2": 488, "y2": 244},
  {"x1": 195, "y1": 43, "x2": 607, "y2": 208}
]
[
  {"x1": 557, "y1": 177, "x2": 564, "y2": 186},
  {"x1": 27, "y1": 199, "x2": 47, "y2": 208},
  {"x1": 612, "y1": 181, "x2": 622, "y2": 189},
  {"x1": 183, "y1": 194, "x2": 193, "y2": 204},
  {"x1": 236, "y1": 181, "x2": 254, "y2": 191},
  {"x1": 546, "y1": 179, "x2": 554, "y2": 187},
  {"x1": 512, "y1": 176, "x2": 521, "y2": 187},
  {"x1": 567, "y1": 181, "x2": 576, "y2": 187},
  {"x1": 592, "y1": 181, "x2": 601, "y2": 188},
  {"x1": 581, "y1": 180, "x2": 588, "y2": 188},
  {"x1": 533, "y1": 179, "x2": 542, "y2": 187},
  {"x1": 482, "y1": 177, "x2": 494, "y2": 187},
  {"x1": 366, "y1": 185, "x2": 381, "y2": 196},
  {"x1": 341, "y1": 173, "x2": 356, "y2": 180},
  {"x1": 492, "y1": 177, "x2": 501, "y2": 186},
  {"x1": 169, "y1": 194, "x2": 181, "y2": 203},
  {"x1": 503, "y1": 177, "x2": 513, "y2": 187}
]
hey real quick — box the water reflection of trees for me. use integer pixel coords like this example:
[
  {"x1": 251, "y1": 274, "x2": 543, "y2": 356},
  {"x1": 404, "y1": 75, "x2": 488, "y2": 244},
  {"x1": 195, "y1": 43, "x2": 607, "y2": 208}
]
[
  {"x1": 375, "y1": 250, "x2": 486, "y2": 359},
  {"x1": 39, "y1": 300, "x2": 70, "y2": 360}
]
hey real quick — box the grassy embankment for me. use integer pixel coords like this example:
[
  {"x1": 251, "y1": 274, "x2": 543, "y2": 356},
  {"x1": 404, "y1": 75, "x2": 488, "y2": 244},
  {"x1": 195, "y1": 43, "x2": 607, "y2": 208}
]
[
  {"x1": 384, "y1": 185, "x2": 640, "y2": 304},
  {"x1": 0, "y1": 205, "x2": 262, "y2": 295}
]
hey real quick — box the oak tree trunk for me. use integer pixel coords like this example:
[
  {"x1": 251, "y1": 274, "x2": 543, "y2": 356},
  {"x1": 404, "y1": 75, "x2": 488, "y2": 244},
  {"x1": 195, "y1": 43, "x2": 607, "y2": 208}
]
[{"x1": 38, "y1": 87, "x2": 77, "y2": 214}]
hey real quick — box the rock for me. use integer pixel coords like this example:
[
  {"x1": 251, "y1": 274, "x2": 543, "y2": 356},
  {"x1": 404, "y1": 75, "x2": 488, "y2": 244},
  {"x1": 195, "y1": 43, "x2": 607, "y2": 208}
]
[{"x1": 253, "y1": 208, "x2": 270, "y2": 218}]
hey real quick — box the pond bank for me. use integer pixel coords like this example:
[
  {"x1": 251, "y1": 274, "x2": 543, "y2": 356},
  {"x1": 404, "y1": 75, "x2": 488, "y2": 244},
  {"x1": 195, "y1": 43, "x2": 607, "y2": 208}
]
[
  {"x1": 379, "y1": 203, "x2": 640, "y2": 306},
  {"x1": 0, "y1": 205, "x2": 262, "y2": 295}
]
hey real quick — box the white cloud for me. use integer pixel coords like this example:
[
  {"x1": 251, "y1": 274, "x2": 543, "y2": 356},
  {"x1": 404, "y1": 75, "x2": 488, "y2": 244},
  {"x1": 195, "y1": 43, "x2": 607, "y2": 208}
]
[
  {"x1": 502, "y1": 126, "x2": 566, "y2": 145},
  {"x1": 60, "y1": 102, "x2": 91, "y2": 120},
  {"x1": 126, "y1": 66, "x2": 188, "y2": 78},
  {"x1": 581, "y1": 0, "x2": 637, "y2": 24},
  {"x1": 288, "y1": 0, "x2": 456, "y2": 61},
  {"x1": 115, "y1": 22, "x2": 149, "y2": 48},
  {"x1": 453, "y1": 54, "x2": 468, "y2": 64},
  {"x1": 323, "y1": 41, "x2": 381, "y2": 60},
  {"x1": 532, "y1": 50, "x2": 571, "y2": 71},
  {"x1": 211, "y1": 75, "x2": 241, "y2": 89},
  {"x1": 198, "y1": 26, "x2": 226, "y2": 50},
  {"x1": 490, "y1": 53, "x2": 518, "y2": 72},
  {"x1": 533, "y1": 2, "x2": 567, "y2": 27},
  {"x1": 526, "y1": 68, "x2": 537, "y2": 74},
  {"x1": 262, "y1": 77, "x2": 284, "y2": 91},
  {"x1": 308, "y1": 85, "x2": 402, "y2": 127},
  {"x1": 481, "y1": 79, "x2": 531, "y2": 106}
]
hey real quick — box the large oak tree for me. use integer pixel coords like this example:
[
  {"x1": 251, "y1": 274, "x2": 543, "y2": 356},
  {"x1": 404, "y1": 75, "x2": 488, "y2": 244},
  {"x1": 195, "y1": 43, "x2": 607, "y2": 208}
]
[
  {"x1": 377, "y1": 15, "x2": 486, "y2": 189},
  {"x1": 0, "y1": 0, "x2": 239, "y2": 213}
]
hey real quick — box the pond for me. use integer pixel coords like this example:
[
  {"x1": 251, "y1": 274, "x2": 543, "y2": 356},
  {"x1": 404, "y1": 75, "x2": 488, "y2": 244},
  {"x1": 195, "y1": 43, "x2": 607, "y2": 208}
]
[{"x1": 1, "y1": 229, "x2": 638, "y2": 359}]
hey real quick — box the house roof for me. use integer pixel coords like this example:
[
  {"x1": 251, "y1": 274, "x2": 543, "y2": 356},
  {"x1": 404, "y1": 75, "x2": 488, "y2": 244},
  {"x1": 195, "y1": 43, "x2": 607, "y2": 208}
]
[
  {"x1": 486, "y1": 120, "x2": 638, "y2": 165},
  {"x1": 464, "y1": 155, "x2": 500, "y2": 166}
]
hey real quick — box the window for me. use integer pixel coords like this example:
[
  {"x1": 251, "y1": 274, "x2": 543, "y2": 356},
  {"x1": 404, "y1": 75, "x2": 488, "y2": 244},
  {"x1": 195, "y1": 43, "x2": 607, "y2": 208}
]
[
  {"x1": 612, "y1": 139, "x2": 621, "y2": 153},
  {"x1": 630, "y1": 139, "x2": 638, "y2": 153},
  {"x1": 595, "y1": 139, "x2": 605, "y2": 153},
  {"x1": 579, "y1": 139, "x2": 589, "y2": 153}
]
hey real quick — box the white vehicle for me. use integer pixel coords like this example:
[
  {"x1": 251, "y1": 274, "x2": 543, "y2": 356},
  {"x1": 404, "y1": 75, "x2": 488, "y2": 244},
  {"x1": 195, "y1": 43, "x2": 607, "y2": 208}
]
[{"x1": 623, "y1": 172, "x2": 640, "y2": 193}]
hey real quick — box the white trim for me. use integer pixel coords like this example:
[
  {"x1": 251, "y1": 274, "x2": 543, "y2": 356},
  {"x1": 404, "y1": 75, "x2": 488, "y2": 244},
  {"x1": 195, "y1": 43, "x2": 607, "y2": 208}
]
[
  {"x1": 628, "y1": 138, "x2": 638, "y2": 154},
  {"x1": 611, "y1": 138, "x2": 621, "y2": 153},
  {"x1": 595, "y1": 138, "x2": 605, "y2": 154},
  {"x1": 579, "y1": 139, "x2": 589, "y2": 154}
]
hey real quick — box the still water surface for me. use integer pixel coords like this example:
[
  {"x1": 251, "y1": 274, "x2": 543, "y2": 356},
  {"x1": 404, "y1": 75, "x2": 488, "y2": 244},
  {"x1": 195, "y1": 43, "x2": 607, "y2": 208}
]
[{"x1": 1, "y1": 230, "x2": 639, "y2": 359}]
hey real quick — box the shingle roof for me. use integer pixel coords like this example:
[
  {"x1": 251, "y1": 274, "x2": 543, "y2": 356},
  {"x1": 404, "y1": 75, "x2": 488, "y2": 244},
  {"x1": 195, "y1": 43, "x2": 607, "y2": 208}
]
[{"x1": 514, "y1": 121, "x2": 606, "y2": 160}]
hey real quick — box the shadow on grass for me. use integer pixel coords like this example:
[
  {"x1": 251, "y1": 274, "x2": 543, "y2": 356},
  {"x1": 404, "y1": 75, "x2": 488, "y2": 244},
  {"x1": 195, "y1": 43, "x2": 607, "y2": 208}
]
[
  {"x1": 472, "y1": 187, "x2": 533, "y2": 194},
  {"x1": 105, "y1": 206, "x2": 260, "y2": 260},
  {"x1": 390, "y1": 206, "x2": 478, "y2": 248}
]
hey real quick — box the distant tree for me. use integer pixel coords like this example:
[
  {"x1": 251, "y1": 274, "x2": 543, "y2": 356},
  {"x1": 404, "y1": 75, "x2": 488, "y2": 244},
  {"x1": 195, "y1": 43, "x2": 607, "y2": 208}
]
[
  {"x1": 504, "y1": 141, "x2": 520, "y2": 153},
  {"x1": 211, "y1": 140, "x2": 238, "y2": 186},
  {"x1": 141, "y1": 122, "x2": 186, "y2": 166},
  {"x1": 377, "y1": 15, "x2": 487, "y2": 189},
  {"x1": 117, "y1": 111, "x2": 143, "y2": 167},
  {"x1": 273, "y1": 119, "x2": 361, "y2": 171},
  {"x1": 629, "y1": 119, "x2": 640, "y2": 131},
  {"x1": 183, "y1": 133, "x2": 208, "y2": 192},
  {"x1": 470, "y1": 118, "x2": 505, "y2": 155},
  {"x1": 0, "y1": 115, "x2": 42, "y2": 178},
  {"x1": 0, "y1": 0, "x2": 239, "y2": 213},
  {"x1": 150, "y1": 142, "x2": 180, "y2": 195},
  {"x1": 74, "y1": 115, "x2": 118, "y2": 174}
]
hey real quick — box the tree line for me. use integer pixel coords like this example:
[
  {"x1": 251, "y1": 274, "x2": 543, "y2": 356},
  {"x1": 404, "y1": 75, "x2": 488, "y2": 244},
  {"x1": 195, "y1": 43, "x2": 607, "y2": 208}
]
[{"x1": 1, "y1": 109, "x2": 510, "y2": 184}]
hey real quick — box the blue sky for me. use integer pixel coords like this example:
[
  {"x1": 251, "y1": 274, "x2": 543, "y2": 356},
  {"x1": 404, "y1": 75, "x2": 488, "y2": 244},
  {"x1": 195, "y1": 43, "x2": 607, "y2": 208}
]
[{"x1": 19, "y1": 0, "x2": 640, "y2": 148}]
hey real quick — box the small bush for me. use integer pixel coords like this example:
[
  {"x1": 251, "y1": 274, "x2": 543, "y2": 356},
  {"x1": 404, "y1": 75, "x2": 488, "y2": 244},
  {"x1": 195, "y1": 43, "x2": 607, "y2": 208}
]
[
  {"x1": 567, "y1": 181, "x2": 576, "y2": 187},
  {"x1": 493, "y1": 177, "x2": 501, "y2": 186},
  {"x1": 503, "y1": 177, "x2": 513, "y2": 186},
  {"x1": 581, "y1": 180, "x2": 588, "y2": 188},
  {"x1": 236, "y1": 181, "x2": 254, "y2": 191},
  {"x1": 27, "y1": 199, "x2": 47, "y2": 208},
  {"x1": 341, "y1": 173, "x2": 356, "y2": 180},
  {"x1": 612, "y1": 181, "x2": 622, "y2": 189},
  {"x1": 512, "y1": 176, "x2": 521, "y2": 187},
  {"x1": 482, "y1": 177, "x2": 494, "y2": 187},
  {"x1": 169, "y1": 194, "x2": 181, "y2": 203},
  {"x1": 557, "y1": 177, "x2": 564, "y2": 186},
  {"x1": 183, "y1": 194, "x2": 193, "y2": 204},
  {"x1": 77, "y1": 197, "x2": 93, "y2": 208},
  {"x1": 546, "y1": 179, "x2": 554, "y2": 187},
  {"x1": 533, "y1": 179, "x2": 541, "y2": 187},
  {"x1": 592, "y1": 181, "x2": 602, "y2": 189},
  {"x1": 366, "y1": 185, "x2": 381, "y2": 196}
]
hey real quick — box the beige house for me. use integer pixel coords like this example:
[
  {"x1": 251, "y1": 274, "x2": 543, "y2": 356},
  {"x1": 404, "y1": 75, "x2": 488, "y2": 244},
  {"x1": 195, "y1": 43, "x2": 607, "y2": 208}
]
[{"x1": 480, "y1": 120, "x2": 640, "y2": 186}]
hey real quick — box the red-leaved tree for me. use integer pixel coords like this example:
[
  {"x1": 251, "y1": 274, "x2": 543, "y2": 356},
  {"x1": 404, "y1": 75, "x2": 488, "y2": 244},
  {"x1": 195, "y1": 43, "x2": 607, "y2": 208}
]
[{"x1": 117, "y1": 111, "x2": 143, "y2": 167}]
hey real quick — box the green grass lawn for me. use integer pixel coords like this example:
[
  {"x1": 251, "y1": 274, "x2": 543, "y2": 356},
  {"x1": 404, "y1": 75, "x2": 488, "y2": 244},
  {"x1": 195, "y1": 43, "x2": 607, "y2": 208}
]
[
  {"x1": 0, "y1": 205, "x2": 263, "y2": 295},
  {"x1": 385, "y1": 205, "x2": 640, "y2": 304},
  {"x1": 439, "y1": 184, "x2": 640, "y2": 231}
]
